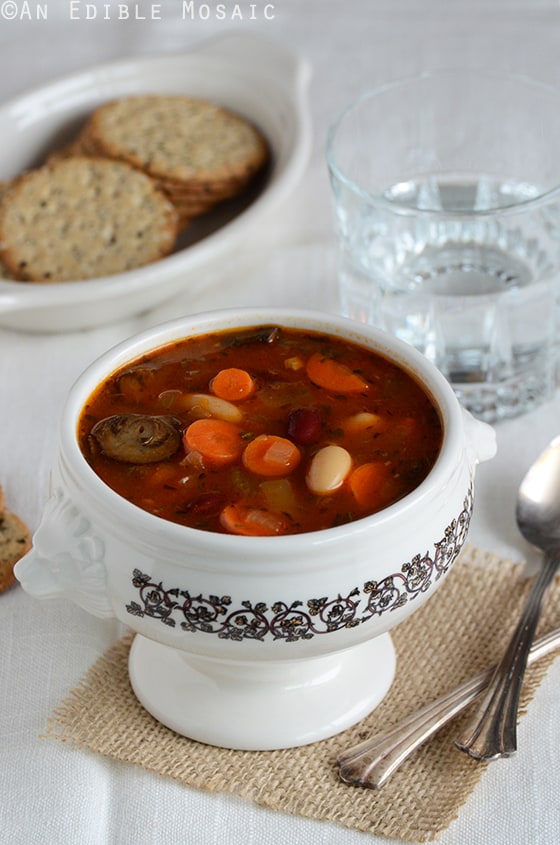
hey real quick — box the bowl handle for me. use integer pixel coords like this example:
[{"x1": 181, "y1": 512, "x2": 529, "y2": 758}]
[
  {"x1": 461, "y1": 408, "x2": 497, "y2": 465},
  {"x1": 14, "y1": 487, "x2": 114, "y2": 619}
]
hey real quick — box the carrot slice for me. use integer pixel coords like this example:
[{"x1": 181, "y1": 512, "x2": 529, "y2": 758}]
[
  {"x1": 210, "y1": 368, "x2": 255, "y2": 401},
  {"x1": 220, "y1": 504, "x2": 289, "y2": 536},
  {"x1": 242, "y1": 434, "x2": 301, "y2": 477},
  {"x1": 306, "y1": 353, "x2": 368, "y2": 394},
  {"x1": 349, "y1": 461, "x2": 396, "y2": 509},
  {"x1": 183, "y1": 418, "x2": 244, "y2": 468}
]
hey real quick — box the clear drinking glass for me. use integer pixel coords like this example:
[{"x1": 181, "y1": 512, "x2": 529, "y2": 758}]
[{"x1": 326, "y1": 69, "x2": 560, "y2": 421}]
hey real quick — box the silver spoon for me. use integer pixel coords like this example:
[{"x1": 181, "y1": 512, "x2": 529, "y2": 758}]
[
  {"x1": 455, "y1": 435, "x2": 560, "y2": 760},
  {"x1": 337, "y1": 625, "x2": 560, "y2": 788}
]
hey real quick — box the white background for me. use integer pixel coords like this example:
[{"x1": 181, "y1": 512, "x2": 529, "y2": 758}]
[{"x1": 1, "y1": 2, "x2": 560, "y2": 843}]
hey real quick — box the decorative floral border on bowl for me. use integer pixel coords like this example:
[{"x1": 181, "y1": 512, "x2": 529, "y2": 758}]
[{"x1": 126, "y1": 484, "x2": 473, "y2": 643}]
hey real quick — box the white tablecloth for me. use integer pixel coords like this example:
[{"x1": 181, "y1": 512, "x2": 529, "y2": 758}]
[{"x1": 1, "y1": 2, "x2": 560, "y2": 843}]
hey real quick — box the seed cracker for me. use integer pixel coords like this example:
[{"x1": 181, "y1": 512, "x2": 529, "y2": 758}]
[
  {"x1": 0, "y1": 487, "x2": 32, "y2": 593},
  {"x1": 0, "y1": 157, "x2": 178, "y2": 282}
]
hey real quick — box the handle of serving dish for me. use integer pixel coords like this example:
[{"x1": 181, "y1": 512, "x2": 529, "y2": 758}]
[
  {"x1": 14, "y1": 487, "x2": 114, "y2": 619},
  {"x1": 461, "y1": 407, "x2": 497, "y2": 465},
  {"x1": 191, "y1": 31, "x2": 312, "y2": 97}
]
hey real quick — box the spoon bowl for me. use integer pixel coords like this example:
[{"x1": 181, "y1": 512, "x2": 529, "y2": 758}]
[{"x1": 516, "y1": 436, "x2": 560, "y2": 550}]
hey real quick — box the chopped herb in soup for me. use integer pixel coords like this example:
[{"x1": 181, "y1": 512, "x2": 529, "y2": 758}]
[{"x1": 77, "y1": 326, "x2": 443, "y2": 535}]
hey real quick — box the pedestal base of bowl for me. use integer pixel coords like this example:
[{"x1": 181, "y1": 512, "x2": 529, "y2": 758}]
[{"x1": 128, "y1": 632, "x2": 396, "y2": 750}]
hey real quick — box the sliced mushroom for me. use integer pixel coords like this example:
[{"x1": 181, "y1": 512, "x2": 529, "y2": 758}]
[
  {"x1": 115, "y1": 367, "x2": 156, "y2": 402},
  {"x1": 228, "y1": 326, "x2": 281, "y2": 347},
  {"x1": 90, "y1": 414, "x2": 180, "y2": 464}
]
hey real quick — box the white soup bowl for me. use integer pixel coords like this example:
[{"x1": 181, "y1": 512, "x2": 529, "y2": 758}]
[{"x1": 15, "y1": 308, "x2": 496, "y2": 749}]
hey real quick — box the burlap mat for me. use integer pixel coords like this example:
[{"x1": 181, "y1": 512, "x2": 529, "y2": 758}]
[{"x1": 45, "y1": 545, "x2": 560, "y2": 842}]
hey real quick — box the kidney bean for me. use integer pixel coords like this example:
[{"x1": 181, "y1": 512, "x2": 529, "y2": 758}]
[
  {"x1": 287, "y1": 407, "x2": 323, "y2": 444},
  {"x1": 184, "y1": 493, "x2": 225, "y2": 515}
]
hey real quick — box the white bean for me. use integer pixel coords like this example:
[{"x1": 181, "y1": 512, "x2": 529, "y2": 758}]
[
  {"x1": 344, "y1": 412, "x2": 385, "y2": 434},
  {"x1": 177, "y1": 393, "x2": 243, "y2": 423},
  {"x1": 306, "y1": 445, "x2": 352, "y2": 495}
]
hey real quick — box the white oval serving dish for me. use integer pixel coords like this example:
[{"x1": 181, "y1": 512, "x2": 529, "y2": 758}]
[{"x1": 0, "y1": 34, "x2": 312, "y2": 332}]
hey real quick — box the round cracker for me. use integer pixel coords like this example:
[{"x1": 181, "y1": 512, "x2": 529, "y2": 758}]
[
  {"x1": 0, "y1": 183, "x2": 15, "y2": 279},
  {"x1": 0, "y1": 509, "x2": 32, "y2": 592},
  {"x1": 87, "y1": 95, "x2": 269, "y2": 186},
  {"x1": 0, "y1": 157, "x2": 178, "y2": 282}
]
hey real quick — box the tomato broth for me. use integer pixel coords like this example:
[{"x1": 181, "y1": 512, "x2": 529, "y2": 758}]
[{"x1": 77, "y1": 326, "x2": 443, "y2": 535}]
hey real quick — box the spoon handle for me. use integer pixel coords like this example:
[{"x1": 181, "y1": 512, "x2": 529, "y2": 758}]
[
  {"x1": 337, "y1": 625, "x2": 560, "y2": 789},
  {"x1": 455, "y1": 551, "x2": 560, "y2": 760}
]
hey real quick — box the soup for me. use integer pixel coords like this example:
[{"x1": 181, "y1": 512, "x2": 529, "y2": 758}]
[{"x1": 77, "y1": 326, "x2": 443, "y2": 535}]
